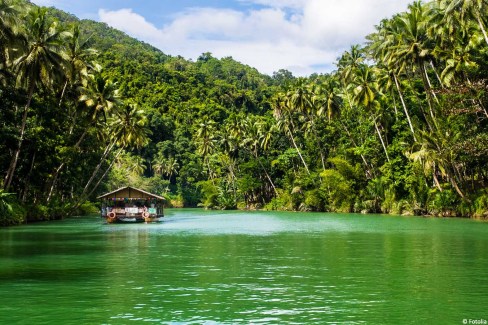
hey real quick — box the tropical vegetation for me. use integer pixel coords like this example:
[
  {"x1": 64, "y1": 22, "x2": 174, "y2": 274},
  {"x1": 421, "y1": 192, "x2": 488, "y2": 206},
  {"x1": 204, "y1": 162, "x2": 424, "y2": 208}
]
[{"x1": 1, "y1": 0, "x2": 487, "y2": 225}]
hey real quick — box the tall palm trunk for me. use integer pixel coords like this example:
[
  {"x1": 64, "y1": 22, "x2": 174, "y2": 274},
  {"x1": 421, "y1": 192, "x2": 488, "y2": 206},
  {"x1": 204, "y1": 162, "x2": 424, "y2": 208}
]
[
  {"x1": 432, "y1": 164, "x2": 443, "y2": 192},
  {"x1": 406, "y1": 70, "x2": 434, "y2": 132},
  {"x1": 22, "y1": 151, "x2": 36, "y2": 203},
  {"x1": 252, "y1": 150, "x2": 278, "y2": 197},
  {"x1": 58, "y1": 79, "x2": 69, "y2": 107},
  {"x1": 85, "y1": 148, "x2": 124, "y2": 200},
  {"x1": 70, "y1": 140, "x2": 117, "y2": 212},
  {"x1": 305, "y1": 113, "x2": 326, "y2": 171},
  {"x1": 476, "y1": 12, "x2": 488, "y2": 46},
  {"x1": 80, "y1": 140, "x2": 116, "y2": 198},
  {"x1": 393, "y1": 74, "x2": 416, "y2": 141},
  {"x1": 4, "y1": 83, "x2": 35, "y2": 191},
  {"x1": 374, "y1": 119, "x2": 390, "y2": 163},
  {"x1": 285, "y1": 122, "x2": 310, "y2": 175},
  {"x1": 340, "y1": 121, "x2": 374, "y2": 178},
  {"x1": 46, "y1": 130, "x2": 89, "y2": 202},
  {"x1": 419, "y1": 60, "x2": 438, "y2": 128}
]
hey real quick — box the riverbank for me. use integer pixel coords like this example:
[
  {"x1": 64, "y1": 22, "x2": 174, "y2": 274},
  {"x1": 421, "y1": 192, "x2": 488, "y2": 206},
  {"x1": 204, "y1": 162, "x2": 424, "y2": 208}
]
[
  {"x1": 2, "y1": 194, "x2": 487, "y2": 227},
  {"x1": 0, "y1": 200, "x2": 99, "y2": 227}
]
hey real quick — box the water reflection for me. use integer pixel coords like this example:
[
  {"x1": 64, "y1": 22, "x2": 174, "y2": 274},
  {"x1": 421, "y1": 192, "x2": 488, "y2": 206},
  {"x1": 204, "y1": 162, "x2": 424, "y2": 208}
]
[{"x1": 0, "y1": 210, "x2": 487, "y2": 324}]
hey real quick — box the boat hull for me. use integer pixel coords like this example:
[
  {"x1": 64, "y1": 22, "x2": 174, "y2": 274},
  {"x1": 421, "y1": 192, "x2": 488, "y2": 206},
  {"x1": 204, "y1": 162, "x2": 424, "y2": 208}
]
[{"x1": 106, "y1": 215, "x2": 164, "y2": 224}]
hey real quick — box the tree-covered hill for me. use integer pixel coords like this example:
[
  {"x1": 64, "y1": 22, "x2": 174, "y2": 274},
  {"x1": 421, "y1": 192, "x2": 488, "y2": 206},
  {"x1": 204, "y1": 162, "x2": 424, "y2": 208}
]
[{"x1": 1, "y1": 0, "x2": 487, "y2": 225}]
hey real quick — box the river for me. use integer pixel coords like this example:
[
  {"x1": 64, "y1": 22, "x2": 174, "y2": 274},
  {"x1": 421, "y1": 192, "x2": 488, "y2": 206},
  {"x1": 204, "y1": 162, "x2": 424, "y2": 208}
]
[{"x1": 1, "y1": 209, "x2": 487, "y2": 324}]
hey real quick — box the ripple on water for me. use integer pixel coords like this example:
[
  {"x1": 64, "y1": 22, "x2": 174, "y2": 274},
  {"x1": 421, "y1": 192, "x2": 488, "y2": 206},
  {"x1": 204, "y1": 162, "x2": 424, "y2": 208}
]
[{"x1": 1, "y1": 210, "x2": 488, "y2": 324}]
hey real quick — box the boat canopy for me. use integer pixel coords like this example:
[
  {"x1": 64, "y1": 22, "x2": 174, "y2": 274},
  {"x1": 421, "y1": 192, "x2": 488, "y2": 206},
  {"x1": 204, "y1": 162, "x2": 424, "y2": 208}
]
[{"x1": 97, "y1": 186, "x2": 165, "y2": 201}]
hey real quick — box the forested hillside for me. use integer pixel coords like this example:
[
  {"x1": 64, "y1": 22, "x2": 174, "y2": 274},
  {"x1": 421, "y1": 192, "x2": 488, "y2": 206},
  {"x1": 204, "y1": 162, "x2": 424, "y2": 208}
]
[{"x1": 1, "y1": 0, "x2": 487, "y2": 225}]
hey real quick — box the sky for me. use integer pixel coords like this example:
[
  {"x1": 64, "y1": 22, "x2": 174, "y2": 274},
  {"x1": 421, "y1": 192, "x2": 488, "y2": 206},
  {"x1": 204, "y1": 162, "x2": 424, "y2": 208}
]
[{"x1": 30, "y1": 0, "x2": 412, "y2": 76}]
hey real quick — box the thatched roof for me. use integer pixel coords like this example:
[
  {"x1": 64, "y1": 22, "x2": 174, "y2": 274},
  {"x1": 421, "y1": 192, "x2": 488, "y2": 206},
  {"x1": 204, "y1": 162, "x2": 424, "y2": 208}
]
[{"x1": 97, "y1": 186, "x2": 165, "y2": 200}]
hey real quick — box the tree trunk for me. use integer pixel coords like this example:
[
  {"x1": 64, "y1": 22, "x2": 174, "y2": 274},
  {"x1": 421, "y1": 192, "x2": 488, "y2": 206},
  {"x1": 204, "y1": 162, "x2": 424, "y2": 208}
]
[
  {"x1": 476, "y1": 12, "x2": 488, "y2": 46},
  {"x1": 70, "y1": 141, "x2": 118, "y2": 213},
  {"x1": 286, "y1": 124, "x2": 310, "y2": 175},
  {"x1": 253, "y1": 151, "x2": 278, "y2": 197},
  {"x1": 406, "y1": 69, "x2": 434, "y2": 132},
  {"x1": 429, "y1": 60, "x2": 443, "y2": 88},
  {"x1": 432, "y1": 163, "x2": 443, "y2": 192},
  {"x1": 46, "y1": 130, "x2": 89, "y2": 202},
  {"x1": 4, "y1": 83, "x2": 35, "y2": 191},
  {"x1": 59, "y1": 79, "x2": 68, "y2": 107},
  {"x1": 80, "y1": 140, "x2": 116, "y2": 199},
  {"x1": 419, "y1": 61, "x2": 438, "y2": 128},
  {"x1": 306, "y1": 114, "x2": 326, "y2": 171},
  {"x1": 393, "y1": 74, "x2": 417, "y2": 141},
  {"x1": 340, "y1": 121, "x2": 374, "y2": 178},
  {"x1": 86, "y1": 148, "x2": 124, "y2": 199},
  {"x1": 22, "y1": 151, "x2": 36, "y2": 203},
  {"x1": 374, "y1": 120, "x2": 390, "y2": 163}
]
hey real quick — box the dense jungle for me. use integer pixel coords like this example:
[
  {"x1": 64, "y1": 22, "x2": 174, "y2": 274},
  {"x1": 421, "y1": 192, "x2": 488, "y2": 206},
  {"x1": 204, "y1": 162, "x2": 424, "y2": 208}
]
[{"x1": 1, "y1": 0, "x2": 488, "y2": 225}]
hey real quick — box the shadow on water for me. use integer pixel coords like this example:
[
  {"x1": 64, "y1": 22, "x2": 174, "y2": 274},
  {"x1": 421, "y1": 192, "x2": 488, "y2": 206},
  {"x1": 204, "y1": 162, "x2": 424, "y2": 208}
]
[{"x1": 0, "y1": 266, "x2": 105, "y2": 283}]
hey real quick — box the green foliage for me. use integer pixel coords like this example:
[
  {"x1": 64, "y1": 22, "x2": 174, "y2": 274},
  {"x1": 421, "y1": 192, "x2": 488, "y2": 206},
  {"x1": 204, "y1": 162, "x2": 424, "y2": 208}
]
[
  {"x1": 0, "y1": 0, "x2": 487, "y2": 223},
  {"x1": 0, "y1": 190, "x2": 25, "y2": 226},
  {"x1": 320, "y1": 169, "x2": 354, "y2": 212},
  {"x1": 196, "y1": 180, "x2": 219, "y2": 209},
  {"x1": 427, "y1": 189, "x2": 460, "y2": 217},
  {"x1": 473, "y1": 192, "x2": 488, "y2": 218},
  {"x1": 78, "y1": 202, "x2": 99, "y2": 215},
  {"x1": 265, "y1": 189, "x2": 293, "y2": 211}
]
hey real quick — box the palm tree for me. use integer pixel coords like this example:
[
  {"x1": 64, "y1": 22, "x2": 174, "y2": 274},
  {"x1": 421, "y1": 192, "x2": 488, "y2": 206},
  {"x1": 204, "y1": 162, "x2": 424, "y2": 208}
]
[
  {"x1": 390, "y1": 2, "x2": 438, "y2": 126},
  {"x1": 4, "y1": 7, "x2": 68, "y2": 190},
  {"x1": 444, "y1": 0, "x2": 488, "y2": 46},
  {"x1": 59, "y1": 24, "x2": 97, "y2": 106},
  {"x1": 0, "y1": 0, "x2": 21, "y2": 82},
  {"x1": 164, "y1": 157, "x2": 179, "y2": 181},
  {"x1": 353, "y1": 64, "x2": 391, "y2": 163},
  {"x1": 272, "y1": 92, "x2": 310, "y2": 174},
  {"x1": 314, "y1": 76, "x2": 342, "y2": 122},
  {"x1": 337, "y1": 45, "x2": 365, "y2": 84},
  {"x1": 367, "y1": 22, "x2": 418, "y2": 140},
  {"x1": 241, "y1": 115, "x2": 278, "y2": 196},
  {"x1": 78, "y1": 64, "x2": 121, "y2": 122},
  {"x1": 47, "y1": 65, "x2": 120, "y2": 201},
  {"x1": 195, "y1": 116, "x2": 217, "y2": 180},
  {"x1": 408, "y1": 126, "x2": 466, "y2": 198},
  {"x1": 80, "y1": 103, "x2": 151, "y2": 204}
]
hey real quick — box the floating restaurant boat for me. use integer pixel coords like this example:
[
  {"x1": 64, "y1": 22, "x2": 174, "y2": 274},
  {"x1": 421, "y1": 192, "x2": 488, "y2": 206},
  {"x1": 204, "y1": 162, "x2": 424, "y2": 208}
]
[{"x1": 98, "y1": 186, "x2": 165, "y2": 223}]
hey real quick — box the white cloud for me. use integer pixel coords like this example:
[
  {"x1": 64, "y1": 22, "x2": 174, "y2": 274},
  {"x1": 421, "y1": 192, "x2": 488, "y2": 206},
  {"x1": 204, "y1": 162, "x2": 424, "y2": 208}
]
[
  {"x1": 30, "y1": 0, "x2": 64, "y2": 6},
  {"x1": 98, "y1": 0, "x2": 411, "y2": 76},
  {"x1": 238, "y1": 0, "x2": 307, "y2": 9},
  {"x1": 99, "y1": 9, "x2": 161, "y2": 41}
]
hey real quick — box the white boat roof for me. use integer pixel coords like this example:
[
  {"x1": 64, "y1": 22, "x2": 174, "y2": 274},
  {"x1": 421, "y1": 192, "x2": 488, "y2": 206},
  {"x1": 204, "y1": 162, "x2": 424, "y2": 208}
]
[{"x1": 97, "y1": 186, "x2": 165, "y2": 200}]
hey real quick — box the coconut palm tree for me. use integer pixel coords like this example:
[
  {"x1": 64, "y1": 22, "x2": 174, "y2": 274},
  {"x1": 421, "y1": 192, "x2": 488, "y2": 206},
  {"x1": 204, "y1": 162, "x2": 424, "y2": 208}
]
[
  {"x1": 408, "y1": 125, "x2": 466, "y2": 198},
  {"x1": 353, "y1": 64, "x2": 391, "y2": 163},
  {"x1": 272, "y1": 92, "x2": 310, "y2": 174},
  {"x1": 81, "y1": 103, "x2": 151, "y2": 203},
  {"x1": 367, "y1": 20, "x2": 418, "y2": 140},
  {"x1": 195, "y1": 116, "x2": 217, "y2": 180},
  {"x1": 47, "y1": 65, "x2": 120, "y2": 201},
  {"x1": 0, "y1": 0, "x2": 21, "y2": 82},
  {"x1": 59, "y1": 24, "x2": 97, "y2": 106},
  {"x1": 4, "y1": 7, "x2": 68, "y2": 190},
  {"x1": 444, "y1": 0, "x2": 488, "y2": 46},
  {"x1": 390, "y1": 2, "x2": 438, "y2": 126},
  {"x1": 337, "y1": 45, "x2": 365, "y2": 84},
  {"x1": 78, "y1": 64, "x2": 121, "y2": 122},
  {"x1": 241, "y1": 115, "x2": 278, "y2": 196}
]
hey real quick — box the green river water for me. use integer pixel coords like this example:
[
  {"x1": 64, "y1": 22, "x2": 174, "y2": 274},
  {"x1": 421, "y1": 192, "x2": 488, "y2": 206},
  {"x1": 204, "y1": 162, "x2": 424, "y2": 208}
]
[{"x1": 1, "y1": 209, "x2": 487, "y2": 324}]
